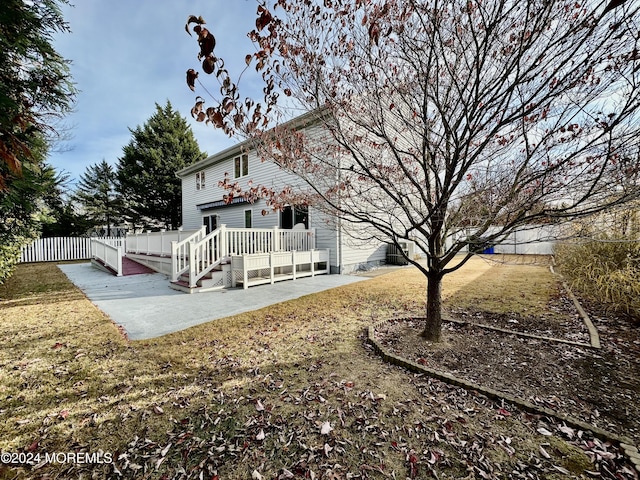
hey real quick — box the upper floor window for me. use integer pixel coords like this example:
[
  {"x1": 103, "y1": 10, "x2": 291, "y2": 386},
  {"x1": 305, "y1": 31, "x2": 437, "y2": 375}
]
[
  {"x1": 196, "y1": 171, "x2": 205, "y2": 190},
  {"x1": 234, "y1": 154, "x2": 249, "y2": 178}
]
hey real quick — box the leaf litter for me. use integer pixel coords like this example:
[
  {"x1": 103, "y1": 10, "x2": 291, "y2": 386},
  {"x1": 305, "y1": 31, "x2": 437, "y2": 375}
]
[{"x1": 1, "y1": 260, "x2": 638, "y2": 479}]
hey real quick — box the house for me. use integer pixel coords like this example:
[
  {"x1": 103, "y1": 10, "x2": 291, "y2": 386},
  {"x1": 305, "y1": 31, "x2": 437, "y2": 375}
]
[
  {"x1": 89, "y1": 112, "x2": 390, "y2": 292},
  {"x1": 174, "y1": 113, "x2": 389, "y2": 278}
]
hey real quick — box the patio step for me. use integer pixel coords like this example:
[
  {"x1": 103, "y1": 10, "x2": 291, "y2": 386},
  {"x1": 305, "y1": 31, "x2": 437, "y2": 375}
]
[{"x1": 169, "y1": 267, "x2": 226, "y2": 294}]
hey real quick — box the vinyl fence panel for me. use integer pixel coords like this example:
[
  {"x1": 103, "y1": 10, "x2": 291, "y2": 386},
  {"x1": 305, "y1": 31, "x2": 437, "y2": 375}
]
[{"x1": 19, "y1": 237, "x2": 120, "y2": 263}]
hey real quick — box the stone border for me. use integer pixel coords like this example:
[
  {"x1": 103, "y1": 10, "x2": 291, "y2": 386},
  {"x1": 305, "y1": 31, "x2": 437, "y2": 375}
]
[
  {"x1": 549, "y1": 262, "x2": 601, "y2": 349},
  {"x1": 366, "y1": 318, "x2": 639, "y2": 473}
]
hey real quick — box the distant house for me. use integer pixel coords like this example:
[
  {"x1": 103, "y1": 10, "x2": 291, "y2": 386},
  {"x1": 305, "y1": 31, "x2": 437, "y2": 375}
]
[{"x1": 175, "y1": 114, "x2": 388, "y2": 275}]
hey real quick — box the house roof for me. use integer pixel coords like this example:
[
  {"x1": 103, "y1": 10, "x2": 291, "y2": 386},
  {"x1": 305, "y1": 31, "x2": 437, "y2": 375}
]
[{"x1": 176, "y1": 108, "x2": 327, "y2": 179}]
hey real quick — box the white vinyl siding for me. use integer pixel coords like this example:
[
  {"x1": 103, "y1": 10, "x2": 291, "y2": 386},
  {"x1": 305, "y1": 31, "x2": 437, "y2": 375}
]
[{"x1": 178, "y1": 120, "x2": 388, "y2": 273}]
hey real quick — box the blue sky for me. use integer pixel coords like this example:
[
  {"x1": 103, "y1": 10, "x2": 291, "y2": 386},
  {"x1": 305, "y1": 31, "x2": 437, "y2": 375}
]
[{"x1": 51, "y1": 1, "x2": 260, "y2": 185}]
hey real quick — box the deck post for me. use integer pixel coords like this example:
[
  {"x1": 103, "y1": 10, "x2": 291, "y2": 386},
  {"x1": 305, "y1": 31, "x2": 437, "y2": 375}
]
[
  {"x1": 292, "y1": 250, "x2": 297, "y2": 281},
  {"x1": 270, "y1": 252, "x2": 275, "y2": 284},
  {"x1": 272, "y1": 226, "x2": 280, "y2": 252},
  {"x1": 243, "y1": 254, "x2": 249, "y2": 289},
  {"x1": 116, "y1": 250, "x2": 123, "y2": 277},
  {"x1": 310, "y1": 249, "x2": 315, "y2": 277},
  {"x1": 170, "y1": 241, "x2": 178, "y2": 282},
  {"x1": 188, "y1": 241, "x2": 197, "y2": 287},
  {"x1": 220, "y1": 224, "x2": 227, "y2": 259}
]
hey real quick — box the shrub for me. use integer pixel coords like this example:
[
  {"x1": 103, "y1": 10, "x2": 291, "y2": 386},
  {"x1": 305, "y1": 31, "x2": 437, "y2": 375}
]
[{"x1": 555, "y1": 233, "x2": 640, "y2": 322}]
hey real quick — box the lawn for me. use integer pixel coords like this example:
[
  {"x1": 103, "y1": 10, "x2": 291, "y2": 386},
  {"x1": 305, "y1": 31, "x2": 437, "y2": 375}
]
[{"x1": 0, "y1": 258, "x2": 635, "y2": 479}]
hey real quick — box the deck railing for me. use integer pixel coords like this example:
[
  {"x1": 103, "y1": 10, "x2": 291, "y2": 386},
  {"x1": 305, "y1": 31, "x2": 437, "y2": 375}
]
[
  {"x1": 175, "y1": 225, "x2": 317, "y2": 287},
  {"x1": 91, "y1": 238, "x2": 124, "y2": 276},
  {"x1": 168, "y1": 227, "x2": 208, "y2": 282},
  {"x1": 224, "y1": 226, "x2": 316, "y2": 254},
  {"x1": 127, "y1": 228, "x2": 204, "y2": 257}
]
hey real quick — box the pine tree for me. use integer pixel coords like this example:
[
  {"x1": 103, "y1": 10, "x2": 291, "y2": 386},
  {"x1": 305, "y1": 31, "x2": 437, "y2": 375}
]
[
  {"x1": 117, "y1": 101, "x2": 205, "y2": 230},
  {"x1": 73, "y1": 160, "x2": 122, "y2": 236}
]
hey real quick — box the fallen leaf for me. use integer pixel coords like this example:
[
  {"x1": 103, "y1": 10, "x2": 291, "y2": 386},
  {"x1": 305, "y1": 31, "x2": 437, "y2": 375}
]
[
  {"x1": 160, "y1": 443, "x2": 171, "y2": 457},
  {"x1": 552, "y1": 465, "x2": 571, "y2": 475},
  {"x1": 558, "y1": 424, "x2": 575, "y2": 438},
  {"x1": 539, "y1": 445, "x2": 551, "y2": 459},
  {"x1": 256, "y1": 429, "x2": 265, "y2": 441},
  {"x1": 320, "y1": 421, "x2": 333, "y2": 435},
  {"x1": 537, "y1": 427, "x2": 553, "y2": 436},
  {"x1": 323, "y1": 443, "x2": 333, "y2": 456}
]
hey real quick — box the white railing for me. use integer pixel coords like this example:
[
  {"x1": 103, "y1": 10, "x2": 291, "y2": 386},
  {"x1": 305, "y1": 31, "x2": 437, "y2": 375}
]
[
  {"x1": 225, "y1": 226, "x2": 316, "y2": 254},
  {"x1": 127, "y1": 229, "x2": 204, "y2": 257},
  {"x1": 169, "y1": 226, "x2": 208, "y2": 282},
  {"x1": 91, "y1": 238, "x2": 124, "y2": 276},
  {"x1": 174, "y1": 225, "x2": 317, "y2": 288},
  {"x1": 231, "y1": 249, "x2": 329, "y2": 289},
  {"x1": 20, "y1": 236, "x2": 123, "y2": 263}
]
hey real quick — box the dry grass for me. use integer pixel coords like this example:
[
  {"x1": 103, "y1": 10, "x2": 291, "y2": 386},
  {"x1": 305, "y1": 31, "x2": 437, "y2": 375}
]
[{"x1": 0, "y1": 257, "x2": 604, "y2": 479}]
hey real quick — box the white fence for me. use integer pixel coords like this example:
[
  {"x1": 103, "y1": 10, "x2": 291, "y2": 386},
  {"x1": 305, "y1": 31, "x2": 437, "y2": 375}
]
[
  {"x1": 20, "y1": 237, "x2": 122, "y2": 263},
  {"x1": 444, "y1": 224, "x2": 560, "y2": 255}
]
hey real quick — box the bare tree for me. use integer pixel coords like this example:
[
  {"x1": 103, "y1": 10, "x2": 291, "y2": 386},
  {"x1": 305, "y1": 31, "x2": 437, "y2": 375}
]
[{"x1": 185, "y1": 0, "x2": 640, "y2": 341}]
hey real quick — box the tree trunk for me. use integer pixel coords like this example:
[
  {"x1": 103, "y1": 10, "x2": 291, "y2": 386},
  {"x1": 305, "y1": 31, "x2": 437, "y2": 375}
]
[{"x1": 421, "y1": 273, "x2": 443, "y2": 341}]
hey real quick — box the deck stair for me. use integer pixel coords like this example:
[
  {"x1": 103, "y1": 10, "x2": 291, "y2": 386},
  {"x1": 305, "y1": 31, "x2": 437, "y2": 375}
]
[{"x1": 121, "y1": 225, "x2": 328, "y2": 293}]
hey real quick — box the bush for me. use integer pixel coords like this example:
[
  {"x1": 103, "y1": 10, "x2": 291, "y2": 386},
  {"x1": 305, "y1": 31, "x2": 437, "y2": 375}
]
[
  {"x1": 0, "y1": 217, "x2": 37, "y2": 285},
  {"x1": 555, "y1": 236, "x2": 640, "y2": 322}
]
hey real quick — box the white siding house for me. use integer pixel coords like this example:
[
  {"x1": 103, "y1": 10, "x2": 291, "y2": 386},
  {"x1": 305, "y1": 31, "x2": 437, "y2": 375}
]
[{"x1": 176, "y1": 123, "x2": 388, "y2": 274}]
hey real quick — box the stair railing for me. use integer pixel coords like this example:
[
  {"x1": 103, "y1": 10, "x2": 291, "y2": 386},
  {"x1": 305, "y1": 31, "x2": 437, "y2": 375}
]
[
  {"x1": 170, "y1": 226, "x2": 206, "y2": 282},
  {"x1": 186, "y1": 225, "x2": 227, "y2": 287}
]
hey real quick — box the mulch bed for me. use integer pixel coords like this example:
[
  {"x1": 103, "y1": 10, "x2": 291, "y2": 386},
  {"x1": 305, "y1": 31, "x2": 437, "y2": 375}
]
[{"x1": 374, "y1": 291, "x2": 640, "y2": 445}]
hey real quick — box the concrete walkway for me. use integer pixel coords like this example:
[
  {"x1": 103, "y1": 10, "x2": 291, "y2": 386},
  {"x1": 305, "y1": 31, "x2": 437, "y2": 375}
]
[{"x1": 57, "y1": 262, "x2": 369, "y2": 340}]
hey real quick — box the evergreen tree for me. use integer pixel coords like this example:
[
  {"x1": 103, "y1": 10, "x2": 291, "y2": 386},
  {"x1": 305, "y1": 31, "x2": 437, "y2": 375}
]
[
  {"x1": 0, "y1": 0, "x2": 76, "y2": 283},
  {"x1": 0, "y1": 137, "x2": 58, "y2": 282},
  {"x1": 117, "y1": 101, "x2": 205, "y2": 230},
  {"x1": 73, "y1": 160, "x2": 122, "y2": 236},
  {"x1": 40, "y1": 172, "x2": 94, "y2": 237},
  {"x1": 0, "y1": 0, "x2": 76, "y2": 190}
]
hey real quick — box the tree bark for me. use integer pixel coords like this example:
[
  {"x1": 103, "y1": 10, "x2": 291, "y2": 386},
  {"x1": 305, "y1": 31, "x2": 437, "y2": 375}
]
[{"x1": 421, "y1": 273, "x2": 443, "y2": 341}]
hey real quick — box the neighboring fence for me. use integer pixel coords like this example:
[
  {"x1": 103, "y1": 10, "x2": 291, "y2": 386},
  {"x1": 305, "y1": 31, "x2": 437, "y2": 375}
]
[
  {"x1": 444, "y1": 224, "x2": 561, "y2": 255},
  {"x1": 19, "y1": 237, "x2": 122, "y2": 263}
]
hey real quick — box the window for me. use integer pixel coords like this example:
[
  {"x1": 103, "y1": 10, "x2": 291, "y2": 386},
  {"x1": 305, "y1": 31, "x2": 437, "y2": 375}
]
[
  {"x1": 196, "y1": 170, "x2": 205, "y2": 190},
  {"x1": 202, "y1": 214, "x2": 218, "y2": 234},
  {"x1": 234, "y1": 154, "x2": 249, "y2": 178},
  {"x1": 280, "y1": 205, "x2": 309, "y2": 229},
  {"x1": 244, "y1": 209, "x2": 253, "y2": 228}
]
